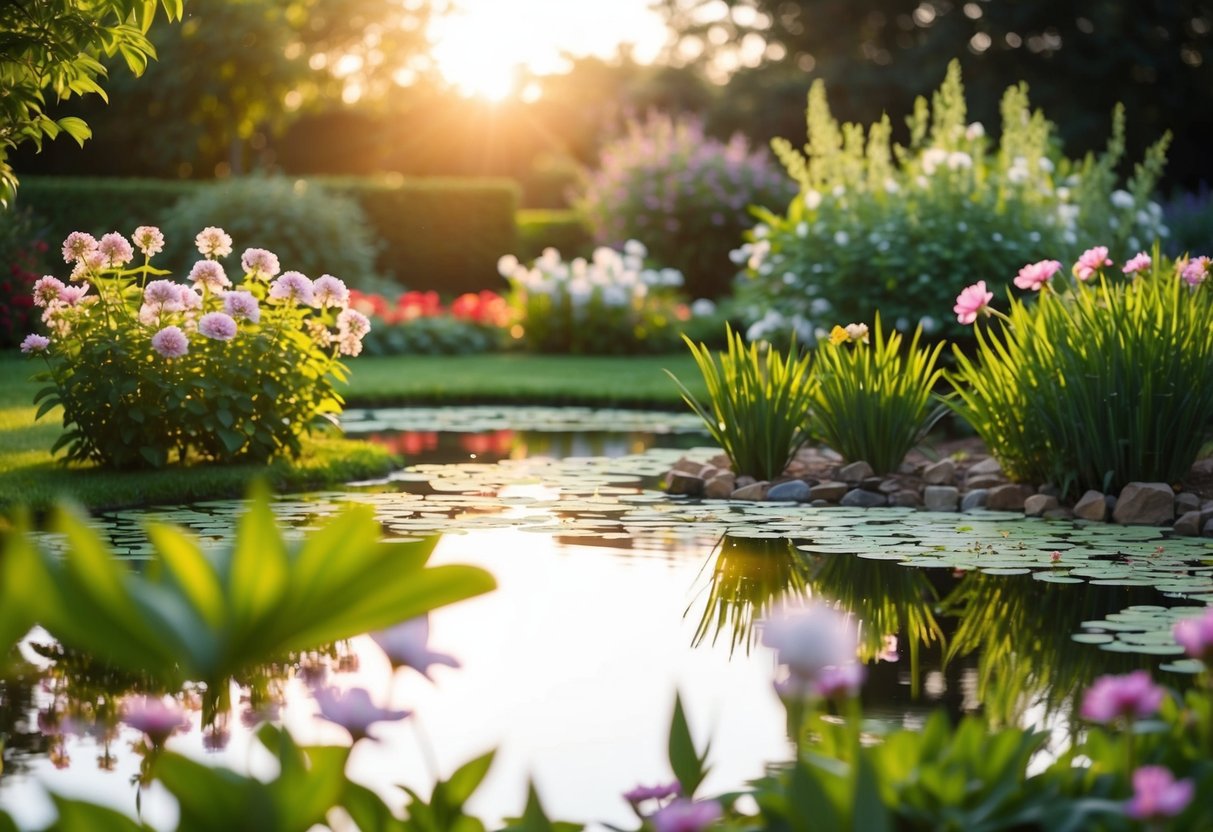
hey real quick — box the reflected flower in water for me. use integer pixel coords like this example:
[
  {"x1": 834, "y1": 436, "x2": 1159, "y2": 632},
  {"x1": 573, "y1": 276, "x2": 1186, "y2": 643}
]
[
  {"x1": 1080, "y1": 670, "x2": 1164, "y2": 724},
  {"x1": 623, "y1": 781, "x2": 680, "y2": 805},
  {"x1": 1125, "y1": 766, "x2": 1194, "y2": 822},
  {"x1": 650, "y1": 798, "x2": 722, "y2": 832},
  {"x1": 760, "y1": 602, "x2": 857, "y2": 683},
  {"x1": 877, "y1": 634, "x2": 899, "y2": 663},
  {"x1": 1173, "y1": 607, "x2": 1213, "y2": 663},
  {"x1": 120, "y1": 695, "x2": 190, "y2": 747},
  {"x1": 811, "y1": 663, "x2": 866, "y2": 701},
  {"x1": 313, "y1": 686, "x2": 410, "y2": 742},
  {"x1": 371, "y1": 615, "x2": 460, "y2": 679}
]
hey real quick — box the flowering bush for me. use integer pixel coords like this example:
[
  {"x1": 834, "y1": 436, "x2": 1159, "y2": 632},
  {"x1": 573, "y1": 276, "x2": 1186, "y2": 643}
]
[
  {"x1": 0, "y1": 208, "x2": 50, "y2": 349},
  {"x1": 350, "y1": 288, "x2": 508, "y2": 356},
  {"x1": 949, "y1": 245, "x2": 1213, "y2": 496},
  {"x1": 498, "y1": 240, "x2": 688, "y2": 354},
  {"x1": 577, "y1": 113, "x2": 796, "y2": 299},
  {"x1": 21, "y1": 226, "x2": 371, "y2": 468},
  {"x1": 734, "y1": 60, "x2": 1170, "y2": 345}
]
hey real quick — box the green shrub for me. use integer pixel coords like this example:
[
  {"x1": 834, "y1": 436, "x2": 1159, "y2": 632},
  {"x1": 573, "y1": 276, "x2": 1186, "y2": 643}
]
[
  {"x1": 14, "y1": 176, "x2": 199, "y2": 248},
  {"x1": 516, "y1": 208, "x2": 592, "y2": 261},
  {"x1": 159, "y1": 177, "x2": 382, "y2": 285},
  {"x1": 736, "y1": 60, "x2": 1170, "y2": 345}
]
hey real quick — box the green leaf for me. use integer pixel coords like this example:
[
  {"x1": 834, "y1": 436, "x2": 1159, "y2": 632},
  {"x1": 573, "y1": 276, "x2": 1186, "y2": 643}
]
[
  {"x1": 46, "y1": 795, "x2": 148, "y2": 831},
  {"x1": 852, "y1": 753, "x2": 893, "y2": 832},
  {"x1": 55, "y1": 116, "x2": 91, "y2": 146},
  {"x1": 226, "y1": 481, "x2": 288, "y2": 632},
  {"x1": 35, "y1": 397, "x2": 60, "y2": 420},
  {"x1": 667, "y1": 692, "x2": 710, "y2": 798},
  {"x1": 446, "y1": 750, "x2": 496, "y2": 806},
  {"x1": 145, "y1": 522, "x2": 225, "y2": 630}
]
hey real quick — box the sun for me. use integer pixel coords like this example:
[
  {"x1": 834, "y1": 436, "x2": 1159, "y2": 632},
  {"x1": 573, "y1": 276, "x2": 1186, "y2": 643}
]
[{"x1": 428, "y1": 7, "x2": 526, "y2": 101}]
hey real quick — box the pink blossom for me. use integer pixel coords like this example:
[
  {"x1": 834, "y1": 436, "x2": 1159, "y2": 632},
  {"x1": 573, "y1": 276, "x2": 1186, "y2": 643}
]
[
  {"x1": 953, "y1": 280, "x2": 994, "y2": 324},
  {"x1": 1181, "y1": 255, "x2": 1209, "y2": 287},
  {"x1": 179, "y1": 286, "x2": 202, "y2": 312},
  {"x1": 195, "y1": 226, "x2": 233, "y2": 258},
  {"x1": 313, "y1": 686, "x2": 409, "y2": 742},
  {"x1": 1072, "y1": 246, "x2": 1112, "y2": 281},
  {"x1": 150, "y1": 326, "x2": 189, "y2": 358},
  {"x1": 312, "y1": 274, "x2": 350, "y2": 309},
  {"x1": 1080, "y1": 670, "x2": 1164, "y2": 723},
  {"x1": 223, "y1": 290, "x2": 261, "y2": 324},
  {"x1": 1014, "y1": 259, "x2": 1062, "y2": 291},
  {"x1": 268, "y1": 271, "x2": 314, "y2": 305},
  {"x1": 370, "y1": 616, "x2": 460, "y2": 678},
  {"x1": 651, "y1": 798, "x2": 722, "y2": 832},
  {"x1": 761, "y1": 602, "x2": 857, "y2": 683},
  {"x1": 98, "y1": 232, "x2": 134, "y2": 268},
  {"x1": 241, "y1": 247, "x2": 281, "y2": 278},
  {"x1": 69, "y1": 249, "x2": 105, "y2": 281},
  {"x1": 61, "y1": 231, "x2": 98, "y2": 264},
  {"x1": 32, "y1": 276, "x2": 66, "y2": 307},
  {"x1": 336, "y1": 308, "x2": 370, "y2": 339},
  {"x1": 623, "y1": 782, "x2": 680, "y2": 803},
  {"x1": 1125, "y1": 766, "x2": 1194, "y2": 822},
  {"x1": 1121, "y1": 252, "x2": 1151, "y2": 275},
  {"x1": 144, "y1": 280, "x2": 183, "y2": 309},
  {"x1": 189, "y1": 260, "x2": 231, "y2": 292},
  {"x1": 1173, "y1": 607, "x2": 1213, "y2": 662},
  {"x1": 59, "y1": 284, "x2": 90, "y2": 306},
  {"x1": 337, "y1": 333, "x2": 363, "y2": 356},
  {"x1": 20, "y1": 334, "x2": 50, "y2": 353},
  {"x1": 811, "y1": 663, "x2": 866, "y2": 700},
  {"x1": 197, "y1": 312, "x2": 238, "y2": 341},
  {"x1": 120, "y1": 696, "x2": 190, "y2": 746},
  {"x1": 133, "y1": 226, "x2": 164, "y2": 257}
]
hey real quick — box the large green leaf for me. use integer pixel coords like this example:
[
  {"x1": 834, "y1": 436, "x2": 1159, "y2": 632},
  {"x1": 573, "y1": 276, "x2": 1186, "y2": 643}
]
[{"x1": 668, "y1": 693, "x2": 710, "y2": 798}]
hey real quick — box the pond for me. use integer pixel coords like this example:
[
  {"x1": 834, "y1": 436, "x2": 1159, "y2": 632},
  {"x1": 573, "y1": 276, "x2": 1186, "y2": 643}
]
[{"x1": 3, "y1": 407, "x2": 1211, "y2": 829}]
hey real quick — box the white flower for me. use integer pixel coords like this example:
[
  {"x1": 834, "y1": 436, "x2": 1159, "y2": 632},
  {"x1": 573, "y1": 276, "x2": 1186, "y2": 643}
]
[
  {"x1": 497, "y1": 254, "x2": 519, "y2": 277},
  {"x1": 803, "y1": 190, "x2": 823, "y2": 210},
  {"x1": 1038, "y1": 157, "x2": 1055, "y2": 173},
  {"x1": 810, "y1": 298, "x2": 833, "y2": 316},
  {"x1": 623, "y1": 239, "x2": 647, "y2": 258},
  {"x1": 883, "y1": 178, "x2": 900, "y2": 194},
  {"x1": 921, "y1": 147, "x2": 948, "y2": 175},
  {"x1": 833, "y1": 231, "x2": 849, "y2": 246},
  {"x1": 1111, "y1": 189, "x2": 1135, "y2": 209},
  {"x1": 831, "y1": 185, "x2": 846, "y2": 197},
  {"x1": 946, "y1": 151, "x2": 973, "y2": 170},
  {"x1": 965, "y1": 122, "x2": 985, "y2": 140},
  {"x1": 729, "y1": 245, "x2": 749, "y2": 265},
  {"x1": 690, "y1": 298, "x2": 716, "y2": 316},
  {"x1": 796, "y1": 222, "x2": 809, "y2": 238},
  {"x1": 760, "y1": 603, "x2": 857, "y2": 682}
]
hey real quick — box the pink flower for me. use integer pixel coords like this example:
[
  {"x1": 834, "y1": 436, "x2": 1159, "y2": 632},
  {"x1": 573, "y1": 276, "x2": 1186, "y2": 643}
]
[
  {"x1": 1080, "y1": 670, "x2": 1164, "y2": 723},
  {"x1": 133, "y1": 226, "x2": 164, "y2": 258},
  {"x1": 195, "y1": 226, "x2": 233, "y2": 258},
  {"x1": 69, "y1": 249, "x2": 105, "y2": 281},
  {"x1": 953, "y1": 280, "x2": 994, "y2": 324},
  {"x1": 269, "y1": 271, "x2": 314, "y2": 305},
  {"x1": 811, "y1": 663, "x2": 866, "y2": 700},
  {"x1": 32, "y1": 276, "x2": 65, "y2": 307},
  {"x1": 59, "y1": 284, "x2": 90, "y2": 306},
  {"x1": 623, "y1": 782, "x2": 680, "y2": 804},
  {"x1": 761, "y1": 603, "x2": 857, "y2": 683},
  {"x1": 337, "y1": 333, "x2": 363, "y2": 357},
  {"x1": 223, "y1": 290, "x2": 261, "y2": 324},
  {"x1": 120, "y1": 696, "x2": 190, "y2": 746},
  {"x1": 1122, "y1": 252, "x2": 1151, "y2": 275},
  {"x1": 1072, "y1": 246, "x2": 1112, "y2": 281},
  {"x1": 98, "y1": 232, "x2": 134, "y2": 268},
  {"x1": 312, "y1": 274, "x2": 350, "y2": 309},
  {"x1": 20, "y1": 334, "x2": 50, "y2": 353},
  {"x1": 1181, "y1": 255, "x2": 1209, "y2": 287},
  {"x1": 151, "y1": 326, "x2": 189, "y2": 358},
  {"x1": 179, "y1": 286, "x2": 202, "y2": 312},
  {"x1": 189, "y1": 260, "x2": 231, "y2": 292},
  {"x1": 1014, "y1": 259, "x2": 1062, "y2": 291},
  {"x1": 370, "y1": 616, "x2": 460, "y2": 678},
  {"x1": 61, "y1": 231, "x2": 98, "y2": 264},
  {"x1": 197, "y1": 311, "x2": 238, "y2": 340},
  {"x1": 651, "y1": 798, "x2": 722, "y2": 832},
  {"x1": 337, "y1": 308, "x2": 370, "y2": 339},
  {"x1": 145, "y1": 280, "x2": 183, "y2": 310},
  {"x1": 241, "y1": 247, "x2": 280, "y2": 279},
  {"x1": 1125, "y1": 766, "x2": 1194, "y2": 822},
  {"x1": 313, "y1": 686, "x2": 409, "y2": 742},
  {"x1": 1173, "y1": 607, "x2": 1213, "y2": 662}
]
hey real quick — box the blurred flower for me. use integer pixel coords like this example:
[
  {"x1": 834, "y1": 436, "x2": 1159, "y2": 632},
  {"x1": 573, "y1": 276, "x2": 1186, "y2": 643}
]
[
  {"x1": 62, "y1": 231, "x2": 98, "y2": 264},
  {"x1": 20, "y1": 333, "x2": 49, "y2": 353},
  {"x1": 1125, "y1": 766, "x2": 1194, "y2": 822},
  {"x1": 189, "y1": 260, "x2": 231, "y2": 292},
  {"x1": 623, "y1": 781, "x2": 680, "y2": 804},
  {"x1": 761, "y1": 602, "x2": 857, "y2": 683},
  {"x1": 313, "y1": 686, "x2": 410, "y2": 742},
  {"x1": 953, "y1": 280, "x2": 993, "y2": 324},
  {"x1": 1072, "y1": 246, "x2": 1112, "y2": 281},
  {"x1": 650, "y1": 798, "x2": 722, "y2": 832},
  {"x1": 198, "y1": 311, "x2": 238, "y2": 341},
  {"x1": 1180, "y1": 255, "x2": 1209, "y2": 287},
  {"x1": 32, "y1": 275, "x2": 65, "y2": 307},
  {"x1": 1080, "y1": 670, "x2": 1164, "y2": 723},
  {"x1": 240, "y1": 247, "x2": 280, "y2": 279},
  {"x1": 120, "y1": 695, "x2": 190, "y2": 747},
  {"x1": 811, "y1": 662, "x2": 865, "y2": 700},
  {"x1": 223, "y1": 290, "x2": 261, "y2": 324},
  {"x1": 1014, "y1": 260, "x2": 1061, "y2": 291},
  {"x1": 1173, "y1": 607, "x2": 1213, "y2": 663},
  {"x1": 371, "y1": 615, "x2": 460, "y2": 678},
  {"x1": 151, "y1": 326, "x2": 189, "y2": 358},
  {"x1": 269, "y1": 271, "x2": 314, "y2": 305},
  {"x1": 312, "y1": 274, "x2": 350, "y2": 309},
  {"x1": 1122, "y1": 252, "x2": 1151, "y2": 275}
]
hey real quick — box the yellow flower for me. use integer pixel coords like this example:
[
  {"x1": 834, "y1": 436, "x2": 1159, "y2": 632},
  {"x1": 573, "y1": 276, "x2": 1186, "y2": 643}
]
[{"x1": 828, "y1": 325, "x2": 849, "y2": 346}]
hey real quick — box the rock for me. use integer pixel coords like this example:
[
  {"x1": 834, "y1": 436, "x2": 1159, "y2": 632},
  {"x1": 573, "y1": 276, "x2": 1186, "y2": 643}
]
[
  {"x1": 1174, "y1": 511, "x2": 1203, "y2": 536},
  {"x1": 699, "y1": 466, "x2": 720, "y2": 481},
  {"x1": 838, "y1": 461, "x2": 875, "y2": 483},
  {"x1": 809, "y1": 481, "x2": 849, "y2": 502},
  {"x1": 1112, "y1": 482, "x2": 1175, "y2": 526},
  {"x1": 1205, "y1": 517, "x2": 1213, "y2": 537},
  {"x1": 735, "y1": 475, "x2": 757, "y2": 489},
  {"x1": 1037, "y1": 483, "x2": 1061, "y2": 499},
  {"x1": 667, "y1": 472, "x2": 704, "y2": 496},
  {"x1": 1175, "y1": 492, "x2": 1202, "y2": 516},
  {"x1": 809, "y1": 499, "x2": 831, "y2": 507},
  {"x1": 967, "y1": 456, "x2": 1003, "y2": 477},
  {"x1": 731, "y1": 481, "x2": 770, "y2": 501},
  {"x1": 965, "y1": 474, "x2": 1005, "y2": 490},
  {"x1": 986, "y1": 483, "x2": 1036, "y2": 511},
  {"x1": 1024, "y1": 494, "x2": 1060, "y2": 517},
  {"x1": 704, "y1": 474, "x2": 736, "y2": 499},
  {"x1": 960, "y1": 489, "x2": 988, "y2": 512},
  {"x1": 898, "y1": 461, "x2": 922, "y2": 475},
  {"x1": 841, "y1": 488, "x2": 886, "y2": 508},
  {"x1": 923, "y1": 486, "x2": 960, "y2": 511},
  {"x1": 819, "y1": 447, "x2": 844, "y2": 462},
  {"x1": 670, "y1": 456, "x2": 704, "y2": 475},
  {"x1": 878, "y1": 478, "x2": 902, "y2": 495},
  {"x1": 922, "y1": 459, "x2": 956, "y2": 485},
  {"x1": 1044, "y1": 508, "x2": 1075, "y2": 520},
  {"x1": 890, "y1": 490, "x2": 923, "y2": 507},
  {"x1": 1073, "y1": 490, "x2": 1109, "y2": 521},
  {"x1": 860, "y1": 476, "x2": 885, "y2": 492},
  {"x1": 708, "y1": 453, "x2": 732, "y2": 470},
  {"x1": 767, "y1": 480, "x2": 812, "y2": 502}
]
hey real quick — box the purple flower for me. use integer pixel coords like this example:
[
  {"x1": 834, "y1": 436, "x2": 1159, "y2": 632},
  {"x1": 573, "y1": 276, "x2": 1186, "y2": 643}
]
[
  {"x1": 371, "y1": 615, "x2": 460, "y2": 678},
  {"x1": 313, "y1": 686, "x2": 410, "y2": 742},
  {"x1": 195, "y1": 227, "x2": 233, "y2": 258},
  {"x1": 133, "y1": 226, "x2": 164, "y2": 258},
  {"x1": 20, "y1": 334, "x2": 50, "y2": 354},
  {"x1": 98, "y1": 232, "x2": 134, "y2": 268},
  {"x1": 811, "y1": 663, "x2": 866, "y2": 700},
  {"x1": 312, "y1": 274, "x2": 349, "y2": 309},
  {"x1": 1125, "y1": 766, "x2": 1194, "y2": 822},
  {"x1": 121, "y1": 696, "x2": 190, "y2": 746},
  {"x1": 151, "y1": 326, "x2": 189, "y2": 358},
  {"x1": 650, "y1": 798, "x2": 722, "y2": 832},
  {"x1": 1173, "y1": 607, "x2": 1213, "y2": 663},
  {"x1": 241, "y1": 247, "x2": 281, "y2": 279},
  {"x1": 337, "y1": 308, "x2": 370, "y2": 339},
  {"x1": 189, "y1": 260, "x2": 231, "y2": 292},
  {"x1": 269, "y1": 271, "x2": 314, "y2": 305},
  {"x1": 61, "y1": 231, "x2": 98, "y2": 264},
  {"x1": 223, "y1": 290, "x2": 261, "y2": 324},
  {"x1": 1080, "y1": 670, "x2": 1164, "y2": 723},
  {"x1": 144, "y1": 279, "x2": 184, "y2": 311},
  {"x1": 32, "y1": 276, "x2": 65, "y2": 307},
  {"x1": 1181, "y1": 255, "x2": 1209, "y2": 287},
  {"x1": 623, "y1": 781, "x2": 680, "y2": 804},
  {"x1": 197, "y1": 311, "x2": 238, "y2": 341}
]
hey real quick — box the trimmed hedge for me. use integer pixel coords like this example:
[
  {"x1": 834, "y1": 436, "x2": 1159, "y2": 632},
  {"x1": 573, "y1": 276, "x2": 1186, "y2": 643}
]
[
  {"x1": 15, "y1": 177, "x2": 200, "y2": 247},
  {"x1": 515, "y1": 209, "x2": 593, "y2": 261}
]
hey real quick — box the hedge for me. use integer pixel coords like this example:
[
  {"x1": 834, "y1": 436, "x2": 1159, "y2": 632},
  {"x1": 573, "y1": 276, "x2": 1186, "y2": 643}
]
[
  {"x1": 15, "y1": 177, "x2": 200, "y2": 246},
  {"x1": 515, "y1": 209, "x2": 593, "y2": 261}
]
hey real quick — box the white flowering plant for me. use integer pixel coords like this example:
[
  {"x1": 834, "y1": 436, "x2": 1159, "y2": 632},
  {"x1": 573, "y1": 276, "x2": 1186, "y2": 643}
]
[
  {"x1": 497, "y1": 240, "x2": 688, "y2": 354},
  {"x1": 20, "y1": 227, "x2": 370, "y2": 468},
  {"x1": 734, "y1": 60, "x2": 1170, "y2": 345}
]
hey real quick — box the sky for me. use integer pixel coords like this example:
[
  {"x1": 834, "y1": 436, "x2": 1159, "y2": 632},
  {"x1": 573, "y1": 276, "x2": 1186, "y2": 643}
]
[{"x1": 428, "y1": 0, "x2": 671, "y2": 99}]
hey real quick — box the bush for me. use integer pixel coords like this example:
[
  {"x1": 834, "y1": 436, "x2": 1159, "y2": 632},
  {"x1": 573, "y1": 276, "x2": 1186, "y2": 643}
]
[
  {"x1": 14, "y1": 176, "x2": 199, "y2": 248},
  {"x1": 159, "y1": 177, "x2": 382, "y2": 286},
  {"x1": 350, "y1": 289, "x2": 507, "y2": 356},
  {"x1": 948, "y1": 247, "x2": 1213, "y2": 497},
  {"x1": 576, "y1": 113, "x2": 796, "y2": 300},
  {"x1": 0, "y1": 208, "x2": 50, "y2": 349},
  {"x1": 1162, "y1": 185, "x2": 1213, "y2": 256},
  {"x1": 735, "y1": 60, "x2": 1171, "y2": 345},
  {"x1": 22, "y1": 225, "x2": 371, "y2": 468},
  {"x1": 516, "y1": 208, "x2": 592, "y2": 262}
]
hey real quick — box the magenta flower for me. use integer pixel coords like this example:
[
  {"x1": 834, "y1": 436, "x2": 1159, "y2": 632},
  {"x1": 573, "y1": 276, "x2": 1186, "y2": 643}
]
[
  {"x1": 1080, "y1": 670, "x2": 1164, "y2": 723},
  {"x1": 761, "y1": 603, "x2": 857, "y2": 683},
  {"x1": 313, "y1": 686, "x2": 410, "y2": 742},
  {"x1": 241, "y1": 247, "x2": 281, "y2": 279},
  {"x1": 61, "y1": 231, "x2": 98, "y2": 264},
  {"x1": 1122, "y1": 252, "x2": 1151, "y2": 275},
  {"x1": 150, "y1": 326, "x2": 189, "y2": 358},
  {"x1": 195, "y1": 226, "x2": 233, "y2": 258},
  {"x1": 1014, "y1": 259, "x2": 1062, "y2": 291},
  {"x1": 1125, "y1": 766, "x2": 1194, "y2": 822},
  {"x1": 59, "y1": 284, "x2": 90, "y2": 306},
  {"x1": 269, "y1": 271, "x2": 314, "y2": 305},
  {"x1": 189, "y1": 260, "x2": 231, "y2": 292},
  {"x1": 312, "y1": 274, "x2": 350, "y2": 309},
  {"x1": 223, "y1": 290, "x2": 261, "y2": 324},
  {"x1": 953, "y1": 280, "x2": 994, "y2": 324},
  {"x1": 198, "y1": 312, "x2": 238, "y2": 341},
  {"x1": 1180, "y1": 255, "x2": 1209, "y2": 287},
  {"x1": 370, "y1": 615, "x2": 460, "y2": 678},
  {"x1": 133, "y1": 226, "x2": 165, "y2": 258},
  {"x1": 20, "y1": 334, "x2": 50, "y2": 354},
  {"x1": 623, "y1": 781, "x2": 680, "y2": 804},
  {"x1": 811, "y1": 662, "x2": 866, "y2": 700},
  {"x1": 1173, "y1": 607, "x2": 1213, "y2": 663},
  {"x1": 651, "y1": 798, "x2": 722, "y2": 832},
  {"x1": 120, "y1": 695, "x2": 190, "y2": 746},
  {"x1": 1072, "y1": 246, "x2": 1112, "y2": 281},
  {"x1": 98, "y1": 232, "x2": 134, "y2": 268},
  {"x1": 32, "y1": 276, "x2": 66, "y2": 307}
]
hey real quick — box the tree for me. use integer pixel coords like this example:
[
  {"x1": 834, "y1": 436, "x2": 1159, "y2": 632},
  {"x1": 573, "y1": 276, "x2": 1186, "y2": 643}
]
[{"x1": 0, "y1": 0, "x2": 184, "y2": 206}]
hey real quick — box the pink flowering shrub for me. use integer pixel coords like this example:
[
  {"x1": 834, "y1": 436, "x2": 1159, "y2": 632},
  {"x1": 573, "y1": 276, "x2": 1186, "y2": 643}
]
[{"x1": 21, "y1": 227, "x2": 369, "y2": 468}]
